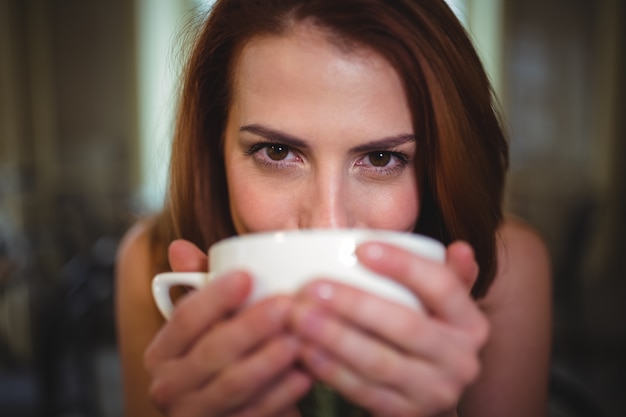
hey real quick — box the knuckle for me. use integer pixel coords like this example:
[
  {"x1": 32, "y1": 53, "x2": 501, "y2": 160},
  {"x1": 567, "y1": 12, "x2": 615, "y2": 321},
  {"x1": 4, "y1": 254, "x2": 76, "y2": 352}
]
[
  {"x1": 191, "y1": 332, "x2": 220, "y2": 365},
  {"x1": 235, "y1": 396, "x2": 272, "y2": 417},
  {"x1": 232, "y1": 405, "x2": 256, "y2": 417},
  {"x1": 272, "y1": 337, "x2": 298, "y2": 364},
  {"x1": 429, "y1": 379, "x2": 461, "y2": 411},
  {"x1": 148, "y1": 378, "x2": 172, "y2": 412},
  {"x1": 395, "y1": 410, "x2": 416, "y2": 417},
  {"x1": 361, "y1": 388, "x2": 409, "y2": 417},
  {"x1": 395, "y1": 314, "x2": 424, "y2": 341},
  {"x1": 471, "y1": 314, "x2": 490, "y2": 347},
  {"x1": 143, "y1": 344, "x2": 157, "y2": 372},
  {"x1": 245, "y1": 301, "x2": 286, "y2": 337},
  {"x1": 143, "y1": 337, "x2": 168, "y2": 374},
  {"x1": 467, "y1": 356, "x2": 482, "y2": 382},
  {"x1": 169, "y1": 302, "x2": 197, "y2": 335},
  {"x1": 362, "y1": 349, "x2": 396, "y2": 380},
  {"x1": 376, "y1": 402, "x2": 413, "y2": 417},
  {"x1": 430, "y1": 271, "x2": 457, "y2": 299},
  {"x1": 457, "y1": 355, "x2": 481, "y2": 384},
  {"x1": 357, "y1": 385, "x2": 381, "y2": 411},
  {"x1": 216, "y1": 372, "x2": 247, "y2": 400}
]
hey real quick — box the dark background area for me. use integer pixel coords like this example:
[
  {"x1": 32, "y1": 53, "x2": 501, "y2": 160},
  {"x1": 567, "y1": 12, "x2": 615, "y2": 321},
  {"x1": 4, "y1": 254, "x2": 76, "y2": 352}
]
[{"x1": 0, "y1": 0, "x2": 624, "y2": 416}]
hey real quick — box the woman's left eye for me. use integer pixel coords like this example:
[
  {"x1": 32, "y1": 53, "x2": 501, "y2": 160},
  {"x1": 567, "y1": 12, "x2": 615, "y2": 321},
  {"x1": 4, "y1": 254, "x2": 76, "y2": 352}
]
[
  {"x1": 357, "y1": 151, "x2": 409, "y2": 175},
  {"x1": 367, "y1": 151, "x2": 392, "y2": 167}
]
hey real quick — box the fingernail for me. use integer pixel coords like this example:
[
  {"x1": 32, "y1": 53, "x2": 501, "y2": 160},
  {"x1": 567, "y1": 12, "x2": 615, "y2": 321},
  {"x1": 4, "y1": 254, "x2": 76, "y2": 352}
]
[
  {"x1": 307, "y1": 282, "x2": 334, "y2": 301},
  {"x1": 300, "y1": 281, "x2": 335, "y2": 302},
  {"x1": 358, "y1": 242, "x2": 385, "y2": 260},
  {"x1": 269, "y1": 298, "x2": 291, "y2": 322}
]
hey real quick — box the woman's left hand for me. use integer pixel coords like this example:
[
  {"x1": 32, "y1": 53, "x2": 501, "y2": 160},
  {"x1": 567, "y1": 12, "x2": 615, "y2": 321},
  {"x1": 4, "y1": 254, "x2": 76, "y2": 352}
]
[{"x1": 289, "y1": 241, "x2": 489, "y2": 417}]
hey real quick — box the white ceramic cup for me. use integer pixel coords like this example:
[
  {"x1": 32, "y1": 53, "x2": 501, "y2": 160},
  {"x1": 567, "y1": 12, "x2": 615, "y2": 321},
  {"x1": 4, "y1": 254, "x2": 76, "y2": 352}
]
[{"x1": 152, "y1": 229, "x2": 445, "y2": 319}]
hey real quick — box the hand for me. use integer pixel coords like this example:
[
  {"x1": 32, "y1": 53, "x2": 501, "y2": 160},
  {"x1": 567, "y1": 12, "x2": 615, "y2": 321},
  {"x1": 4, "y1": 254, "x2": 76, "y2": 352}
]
[
  {"x1": 289, "y1": 241, "x2": 489, "y2": 417},
  {"x1": 144, "y1": 240, "x2": 312, "y2": 417}
]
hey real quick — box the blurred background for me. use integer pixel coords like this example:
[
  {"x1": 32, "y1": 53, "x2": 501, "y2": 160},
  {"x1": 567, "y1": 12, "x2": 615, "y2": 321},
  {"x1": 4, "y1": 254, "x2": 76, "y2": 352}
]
[{"x1": 0, "y1": 0, "x2": 624, "y2": 416}]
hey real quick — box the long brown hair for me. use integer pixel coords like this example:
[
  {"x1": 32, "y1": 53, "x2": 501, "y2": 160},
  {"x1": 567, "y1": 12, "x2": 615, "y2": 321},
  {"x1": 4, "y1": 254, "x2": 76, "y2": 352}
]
[{"x1": 152, "y1": 0, "x2": 508, "y2": 298}]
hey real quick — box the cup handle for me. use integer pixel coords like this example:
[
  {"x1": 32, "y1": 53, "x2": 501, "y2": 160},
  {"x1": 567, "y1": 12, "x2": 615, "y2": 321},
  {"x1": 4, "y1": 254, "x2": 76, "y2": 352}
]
[{"x1": 152, "y1": 272, "x2": 210, "y2": 320}]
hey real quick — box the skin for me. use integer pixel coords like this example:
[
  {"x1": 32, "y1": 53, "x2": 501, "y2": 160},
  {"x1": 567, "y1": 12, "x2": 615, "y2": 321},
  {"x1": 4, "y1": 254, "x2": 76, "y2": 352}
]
[
  {"x1": 116, "y1": 24, "x2": 552, "y2": 417},
  {"x1": 224, "y1": 27, "x2": 418, "y2": 232}
]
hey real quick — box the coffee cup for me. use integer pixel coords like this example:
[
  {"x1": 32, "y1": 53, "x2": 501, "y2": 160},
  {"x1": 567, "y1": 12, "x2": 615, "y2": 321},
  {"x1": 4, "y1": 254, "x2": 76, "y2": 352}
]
[{"x1": 152, "y1": 229, "x2": 445, "y2": 319}]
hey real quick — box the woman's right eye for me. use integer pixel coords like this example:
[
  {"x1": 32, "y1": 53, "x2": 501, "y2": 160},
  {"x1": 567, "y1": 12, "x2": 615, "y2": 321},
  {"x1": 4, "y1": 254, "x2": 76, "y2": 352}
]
[
  {"x1": 246, "y1": 142, "x2": 301, "y2": 167},
  {"x1": 265, "y1": 144, "x2": 290, "y2": 161}
]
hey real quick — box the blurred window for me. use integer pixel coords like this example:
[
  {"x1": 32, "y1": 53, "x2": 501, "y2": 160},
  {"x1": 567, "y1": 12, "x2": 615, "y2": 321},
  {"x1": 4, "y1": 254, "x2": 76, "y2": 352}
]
[
  {"x1": 445, "y1": 0, "x2": 468, "y2": 26},
  {"x1": 446, "y1": 0, "x2": 504, "y2": 96},
  {"x1": 135, "y1": 0, "x2": 215, "y2": 211}
]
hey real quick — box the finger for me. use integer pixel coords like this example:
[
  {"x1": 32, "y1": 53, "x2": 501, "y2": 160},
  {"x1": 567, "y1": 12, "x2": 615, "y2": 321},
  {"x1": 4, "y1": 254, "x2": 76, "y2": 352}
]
[
  {"x1": 356, "y1": 242, "x2": 483, "y2": 329},
  {"x1": 291, "y1": 300, "x2": 461, "y2": 395},
  {"x1": 297, "y1": 281, "x2": 461, "y2": 364},
  {"x1": 186, "y1": 296, "x2": 294, "y2": 381},
  {"x1": 292, "y1": 301, "x2": 404, "y2": 382},
  {"x1": 169, "y1": 239, "x2": 208, "y2": 272},
  {"x1": 148, "y1": 356, "x2": 194, "y2": 412},
  {"x1": 446, "y1": 241, "x2": 479, "y2": 292},
  {"x1": 233, "y1": 371, "x2": 313, "y2": 417},
  {"x1": 149, "y1": 296, "x2": 294, "y2": 409},
  {"x1": 144, "y1": 271, "x2": 251, "y2": 369},
  {"x1": 299, "y1": 344, "x2": 416, "y2": 416},
  {"x1": 301, "y1": 342, "x2": 465, "y2": 416},
  {"x1": 176, "y1": 335, "x2": 302, "y2": 416},
  {"x1": 294, "y1": 282, "x2": 484, "y2": 415}
]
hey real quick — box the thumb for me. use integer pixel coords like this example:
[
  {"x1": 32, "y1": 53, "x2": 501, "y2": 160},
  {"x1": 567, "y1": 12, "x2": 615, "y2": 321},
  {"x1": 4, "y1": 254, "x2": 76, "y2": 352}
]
[
  {"x1": 446, "y1": 241, "x2": 479, "y2": 293},
  {"x1": 168, "y1": 239, "x2": 208, "y2": 272}
]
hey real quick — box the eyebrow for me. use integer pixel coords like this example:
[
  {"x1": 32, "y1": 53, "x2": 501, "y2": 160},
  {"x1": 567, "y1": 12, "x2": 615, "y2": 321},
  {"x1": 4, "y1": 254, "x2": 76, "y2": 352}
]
[
  {"x1": 239, "y1": 124, "x2": 415, "y2": 152},
  {"x1": 350, "y1": 134, "x2": 416, "y2": 153},
  {"x1": 240, "y1": 124, "x2": 309, "y2": 149}
]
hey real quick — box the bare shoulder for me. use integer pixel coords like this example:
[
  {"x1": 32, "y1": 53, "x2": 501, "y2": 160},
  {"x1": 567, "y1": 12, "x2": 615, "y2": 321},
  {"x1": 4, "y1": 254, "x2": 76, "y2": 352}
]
[
  {"x1": 498, "y1": 215, "x2": 551, "y2": 270},
  {"x1": 116, "y1": 218, "x2": 164, "y2": 343},
  {"x1": 462, "y1": 215, "x2": 552, "y2": 416},
  {"x1": 482, "y1": 215, "x2": 552, "y2": 308},
  {"x1": 116, "y1": 220, "x2": 165, "y2": 417},
  {"x1": 116, "y1": 218, "x2": 169, "y2": 325},
  {"x1": 116, "y1": 220, "x2": 163, "y2": 312},
  {"x1": 117, "y1": 220, "x2": 153, "y2": 279}
]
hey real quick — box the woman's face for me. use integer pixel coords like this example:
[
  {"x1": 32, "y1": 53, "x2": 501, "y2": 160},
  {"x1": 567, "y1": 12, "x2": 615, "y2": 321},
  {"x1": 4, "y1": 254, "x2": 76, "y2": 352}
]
[{"x1": 224, "y1": 25, "x2": 419, "y2": 234}]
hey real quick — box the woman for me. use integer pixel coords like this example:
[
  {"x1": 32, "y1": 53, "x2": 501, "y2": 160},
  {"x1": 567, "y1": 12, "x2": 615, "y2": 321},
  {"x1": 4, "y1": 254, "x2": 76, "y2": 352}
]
[{"x1": 116, "y1": 0, "x2": 552, "y2": 416}]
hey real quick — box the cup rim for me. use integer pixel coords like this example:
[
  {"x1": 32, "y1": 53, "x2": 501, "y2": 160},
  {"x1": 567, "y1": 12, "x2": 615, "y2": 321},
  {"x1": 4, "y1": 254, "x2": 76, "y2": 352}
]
[{"x1": 210, "y1": 228, "x2": 444, "y2": 258}]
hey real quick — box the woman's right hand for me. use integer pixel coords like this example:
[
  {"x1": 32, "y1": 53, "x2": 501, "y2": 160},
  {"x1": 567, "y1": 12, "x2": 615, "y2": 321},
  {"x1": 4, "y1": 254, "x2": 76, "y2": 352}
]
[{"x1": 143, "y1": 240, "x2": 312, "y2": 417}]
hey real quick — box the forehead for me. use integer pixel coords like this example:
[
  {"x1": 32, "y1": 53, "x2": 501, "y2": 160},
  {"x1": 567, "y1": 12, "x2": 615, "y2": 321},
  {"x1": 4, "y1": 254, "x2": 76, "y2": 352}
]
[
  {"x1": 228, "y1": 25, "x2": 412, "y2": 137},
  {"x1": 233, "y1": 25, "x2": 390, "y2": 93}
]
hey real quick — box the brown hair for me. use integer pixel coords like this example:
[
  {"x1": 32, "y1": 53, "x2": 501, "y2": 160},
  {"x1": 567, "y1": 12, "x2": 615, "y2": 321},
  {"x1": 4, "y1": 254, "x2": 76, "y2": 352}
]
[{"x1": 152, "y1": 0, "x2": 508, "y2": 298}]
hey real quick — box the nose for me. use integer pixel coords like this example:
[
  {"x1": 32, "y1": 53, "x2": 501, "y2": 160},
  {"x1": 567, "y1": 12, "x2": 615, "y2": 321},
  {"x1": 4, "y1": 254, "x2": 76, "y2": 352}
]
[{"x1": 299, "y1": 170, "x2": 352, "y2": 229}]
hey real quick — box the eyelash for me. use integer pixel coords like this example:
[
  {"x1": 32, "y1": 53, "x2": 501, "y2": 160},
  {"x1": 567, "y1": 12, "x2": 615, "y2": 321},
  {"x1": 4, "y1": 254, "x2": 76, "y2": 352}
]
[
  {"x1": 357, "y1": 151, "x2": 411, "y2": 177},
  {"x1": 245, "y1": 142, "x2": 301, "y2": 170},
  {"x1": 245, "y1": 141, "x2": 412, "y2": 176}
]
